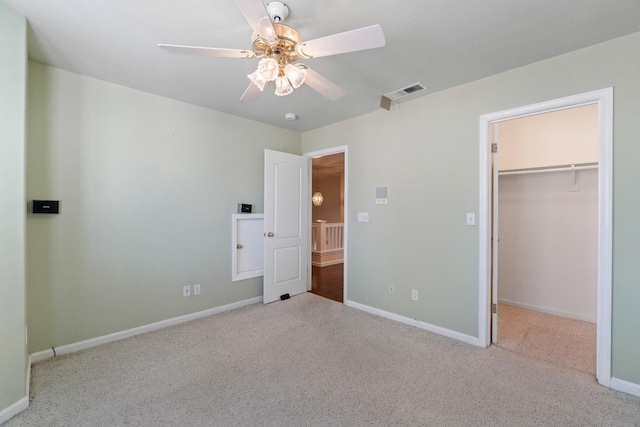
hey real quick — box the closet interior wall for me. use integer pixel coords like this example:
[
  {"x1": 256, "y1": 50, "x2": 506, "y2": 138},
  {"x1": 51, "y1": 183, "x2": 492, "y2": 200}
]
[{"x1": 496, "y1": 104, "x2": 599, "y2": 322}]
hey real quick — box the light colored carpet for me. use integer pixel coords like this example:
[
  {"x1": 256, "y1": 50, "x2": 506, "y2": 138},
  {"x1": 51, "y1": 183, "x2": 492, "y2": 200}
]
[
  {"x1": 7, "y1": 293, "x2": 640, "y2": 426},
  {"x1": 497, "y1": 304, "x2": 597, "y2": 374}
]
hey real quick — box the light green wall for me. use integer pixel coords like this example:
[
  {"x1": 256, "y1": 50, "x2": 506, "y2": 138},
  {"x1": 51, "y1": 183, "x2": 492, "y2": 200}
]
[
  {"x1": 26, "y1": 63, "x2": 300, "y2": 352},
  {"x1": 0, "y1": 1, "x2": 27, "y2": 414},
  {"x1": 302, "y1": 32, "x2": 640, "y2": 384},
  {"x1": 15, "y1": 22, "x2": 640, "y2": 395}
]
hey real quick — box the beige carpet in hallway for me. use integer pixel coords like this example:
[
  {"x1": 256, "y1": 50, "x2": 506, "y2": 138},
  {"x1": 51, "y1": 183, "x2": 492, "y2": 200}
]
[{"x1": 497, "y1": 304, "x2": 596, "y2": 374}]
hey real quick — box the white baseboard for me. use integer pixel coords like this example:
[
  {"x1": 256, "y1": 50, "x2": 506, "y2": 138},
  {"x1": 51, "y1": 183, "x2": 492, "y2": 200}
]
[
  {"x1": 610, "y1": 377, "x2": 640, "y2": 398},
  {"x1": 311, "y1": 259, "x2": 344, "y2": 267},
  {"x1": 30, "y1": 296, "x2": 263, "y2": 364},
  {"x1": 311, "y1": 249, "x2": 343, "y2": 255},
  {"x1": 344, "y1": 299, "x2": 482, "y2": 347},
  {"x1": 0, "y1": 354, "x2": 32, "y2": 425},
  {"x1": 0, "y1": 396, "x2": 28, "y2": 425},
  {"x1": 30, "y1": 348, "x2": 54, "y2": 364},
  {"x1": 498, "y1": 299, "x2": 596, "y2": 323}
]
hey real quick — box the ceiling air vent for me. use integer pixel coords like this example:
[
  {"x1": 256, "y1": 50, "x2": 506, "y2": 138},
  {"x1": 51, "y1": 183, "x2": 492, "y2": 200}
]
[{"x1": 380, "y1": 82, "x2": 427, "y2": 111}]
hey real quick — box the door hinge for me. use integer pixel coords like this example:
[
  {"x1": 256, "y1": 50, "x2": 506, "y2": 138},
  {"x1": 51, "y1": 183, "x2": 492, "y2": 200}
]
[
  {"x1": 492, "y1": 303, "x2": 497, "y2": 314},
  {"x1": 491, "y1": 143, "x2": 498, "y2": 153}
]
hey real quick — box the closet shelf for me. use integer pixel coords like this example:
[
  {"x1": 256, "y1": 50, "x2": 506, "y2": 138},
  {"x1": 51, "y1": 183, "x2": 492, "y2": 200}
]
[{"x1": 498, "y1": 162, "x2": 598, "y2": 176}]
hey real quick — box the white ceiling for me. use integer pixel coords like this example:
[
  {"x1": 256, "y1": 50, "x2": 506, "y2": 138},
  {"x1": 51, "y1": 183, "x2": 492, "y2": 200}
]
[{"x1": 6, "y1": 0, "x2": 640, "y2": 132}]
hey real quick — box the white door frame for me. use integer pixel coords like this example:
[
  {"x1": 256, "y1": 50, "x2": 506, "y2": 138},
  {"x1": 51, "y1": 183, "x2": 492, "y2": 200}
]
[
  {"x1": 304, "y1": 145, "x2": 348, "y2": 302},
  {"x1": 478, "y1": 88, "x2": 613, "y2": 386}
]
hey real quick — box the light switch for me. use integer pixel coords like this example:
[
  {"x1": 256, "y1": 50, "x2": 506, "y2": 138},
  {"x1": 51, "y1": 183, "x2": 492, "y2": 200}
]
[
  {"x1": 357, "y1": 212, "x2": 369, "y2": 222},
  {"x1": 376, "y1": 187, "x2": 388, "y2": 204},
  {"x1": 466, "y1": 213, "x2": 476, "y2": 226}
]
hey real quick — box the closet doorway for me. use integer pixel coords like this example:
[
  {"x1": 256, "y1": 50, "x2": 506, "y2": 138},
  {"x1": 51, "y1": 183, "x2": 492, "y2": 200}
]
[
  {"x1": 478, "y1": 89, "x2": 613, "y2": 386},
  {"x1": 305, "y1": 147, "x2": 347, "y2": 303},
  {"x1": 493, "y1": 105, "x2": 598, "y2": 374}
]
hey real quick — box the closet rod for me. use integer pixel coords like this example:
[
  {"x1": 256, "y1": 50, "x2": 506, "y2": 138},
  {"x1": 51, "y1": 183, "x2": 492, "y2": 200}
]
[{"x1": 498, "y1": 162, "x2": 598, "y2": 176}]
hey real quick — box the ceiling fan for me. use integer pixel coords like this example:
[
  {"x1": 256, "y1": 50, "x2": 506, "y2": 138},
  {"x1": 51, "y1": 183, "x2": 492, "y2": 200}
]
[{"x1": 158, "y1": 0, "x2": 385, "y2": 101}]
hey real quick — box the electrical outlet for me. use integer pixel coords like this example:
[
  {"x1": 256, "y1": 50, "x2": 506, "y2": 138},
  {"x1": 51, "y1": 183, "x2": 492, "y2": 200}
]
[
  {"x1": 388, "y1": 284, "x2": 395, "y2": 295},
  {"x1": 411, "y1": 289, "x2": 419, "y2": 301},
  {"x1": 194, "y1": 284, "x2": 201, "y2": 295},
  {"x1": 183, "y1": 285, "x2": 191, "y2": 297},
  {"x1": 357, "y1": 212, "x2": 369, "y2": 222}
]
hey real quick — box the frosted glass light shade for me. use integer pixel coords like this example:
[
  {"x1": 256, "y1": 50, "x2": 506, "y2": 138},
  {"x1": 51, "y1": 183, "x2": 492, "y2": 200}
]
[
  {"x1": 275, "y1": 75, "x2": 293, "y2": 96},
  {"x1": 247, "y1": 69, "x2": 269, "y2": 91},
  {"x1": 257, "y1": 57, "x2": 279, "y2": 80},
  {"x1": 312, "y1": 191, "x2": 324, "y2": 206},
  {"x1": 284, "y1": 64, "x2": 307, "y2": 89}
]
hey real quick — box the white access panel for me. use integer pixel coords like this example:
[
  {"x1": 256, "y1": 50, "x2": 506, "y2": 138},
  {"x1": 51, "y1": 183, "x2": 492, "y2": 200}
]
[{"x1": 232, "y1": 214, "x2": 264, "y2": 281}]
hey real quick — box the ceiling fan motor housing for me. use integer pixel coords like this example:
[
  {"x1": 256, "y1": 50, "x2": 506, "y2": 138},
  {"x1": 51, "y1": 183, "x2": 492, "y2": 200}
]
[
  {"x1": 252, "y1": 23, "x2": 301, "y2": 63},
  {"x1": 266, "y1": 2, "x2": 289, "y2": 22}
]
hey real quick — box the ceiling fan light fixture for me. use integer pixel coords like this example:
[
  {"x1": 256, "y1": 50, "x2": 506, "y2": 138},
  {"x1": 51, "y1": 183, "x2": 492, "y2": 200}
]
[
  {"x1": 284, "y1": 64, "x2": 307, "y2": 89},
  {"x1": 160, "y1": 2, "x2": 386, "y2": 102},
  {"x1": 257, "y1": 57, "x2": 279, "y2": 81},
  {"x1": 275, "y1": 75, "x2": 293, "y2": 96},
  {"x1": 247, "y1": 69, "x2": 269, "y2": 91}
]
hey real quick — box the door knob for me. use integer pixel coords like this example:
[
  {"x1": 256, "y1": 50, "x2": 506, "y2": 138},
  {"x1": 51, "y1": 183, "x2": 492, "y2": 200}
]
[
  {"x1": 267, "y1": 232, "x2": 275, "y2": 237},
  {"x1": 236, "y1": 244, "x2": 243, "y2": 249}
]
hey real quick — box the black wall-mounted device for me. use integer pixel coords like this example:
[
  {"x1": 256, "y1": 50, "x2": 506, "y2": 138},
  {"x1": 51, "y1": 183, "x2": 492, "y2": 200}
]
[
  {"x1": 238, "y1": 203, "x2": 252, "y2": 213},
  {"x1": 33, "y1": 200, "x2": 60, "y2": 214}
]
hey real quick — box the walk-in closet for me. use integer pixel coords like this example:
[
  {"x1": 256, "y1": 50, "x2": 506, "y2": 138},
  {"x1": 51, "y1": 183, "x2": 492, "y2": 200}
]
[{"x1": 495, "y1": 104, "x2": 598, "y2": 374}]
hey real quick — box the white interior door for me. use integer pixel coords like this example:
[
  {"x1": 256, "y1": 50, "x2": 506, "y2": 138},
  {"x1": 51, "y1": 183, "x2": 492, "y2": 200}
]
[
  {"x1": 491, "y1": 124, "x2": 499, "y2": 344},
  {"x1": 263, "y1": 149, "x2": 309, "y2": 304}
]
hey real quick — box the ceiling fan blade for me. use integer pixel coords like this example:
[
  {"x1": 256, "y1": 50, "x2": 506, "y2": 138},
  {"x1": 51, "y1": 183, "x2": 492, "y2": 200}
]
[
  {"x1": 303, "y1": 67, "x2": 346, "y2": 101},
  {"x1": 234, "y1": 0, "x2": 278, "y2": 44},
  {"x1": 158, "y1": 44, "x2": 255, "y2": 59},
  {"x1": 297, "y1": 24, "x2": 385, "y2": 59},
  {"x1": 240, "y1": 82, "x2": 263, "y2": 102}
]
